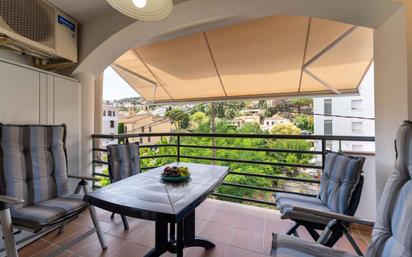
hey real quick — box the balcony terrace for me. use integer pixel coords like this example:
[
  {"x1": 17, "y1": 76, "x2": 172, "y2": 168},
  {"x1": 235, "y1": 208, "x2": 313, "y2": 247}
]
[
  {"x1": 1, "y1": 0, "x2": 412, "y2": 256},
  {"x1": 18, "y1": 199, "x2": 370, "y2": 257}
]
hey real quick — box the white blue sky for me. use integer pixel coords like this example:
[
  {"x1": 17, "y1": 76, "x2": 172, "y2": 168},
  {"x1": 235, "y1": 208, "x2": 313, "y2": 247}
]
[{"x1": 103, "y1": 67, "x2": 140, "y2": 101}]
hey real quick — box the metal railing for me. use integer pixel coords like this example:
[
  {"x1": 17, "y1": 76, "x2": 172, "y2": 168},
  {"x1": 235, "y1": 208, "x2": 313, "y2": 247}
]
[{"x1": 91, "y1": 133, "x2": 375, "y2": 206}]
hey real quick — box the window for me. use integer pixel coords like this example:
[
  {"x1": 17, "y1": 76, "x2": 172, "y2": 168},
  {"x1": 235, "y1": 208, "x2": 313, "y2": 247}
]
[
  {"x1": 324, "y1": 99, "x2": 332, "y2": 116},
  {"x1": 124, "y1": 126, "x2": 127, "y2": 133},
  {"x1": 110, "y1": 120, "x2": 114, "y2": 128},
  {"x1": 149, "y1": 126, "x2": 152, "y2": 132},
  {"x1": 140, "y1": 138, "x2": 143, "y2": 144},
  {"x1": 113, "y1": 111, "x2": 116, "y2": 116},
  {"x1": 266, "y1": 121, "x2": 269, "y2": 125},
  {"x1": 351, "y1": 99, "x2": 362, "y2": 111},
  {"x1": 352, "y1": 122, "x2": 363, "y2": 133},
  {"x1": 103, "y1": 110, "x2": 106, "y2": 116},
  {"x1": 141, "y1": 127, "x2": 145, "y2": 133},
  {"x1": 148, "y1": 136, "x2": 151, "y2": 143},
  {"x1": 324, "y1": 119, "x2": 333, "y2": 150},
  {"x1": 271, "y1": 121, "x2": 275, "y2": 125},
  {"x1": 326, "y1": 141, "x2": 333, "y2": 151},
  {"x1": 108, "y1": 111, "x2": 112, "y2": 117},
  {"x1": 324, "y1": 120, "x2": 333, "y2": 135},
  {"x1": 352, "y1": 144, "x2": 363, "y2": 151}
]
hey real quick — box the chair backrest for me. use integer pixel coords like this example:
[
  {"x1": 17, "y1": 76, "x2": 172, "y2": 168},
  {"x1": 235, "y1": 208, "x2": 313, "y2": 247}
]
[
  {"x1": 366, "y1": 121, "x2": 412, "y2": 257},
  {"x1": 318, "y1": 151, "x2": 365, "y2": 214},
  {"x1": 0, "y1": 124, "x2": 69, "y2": 209},
  {"x1": 107, "y1": 143, "x2": 140, "y2": 183}
]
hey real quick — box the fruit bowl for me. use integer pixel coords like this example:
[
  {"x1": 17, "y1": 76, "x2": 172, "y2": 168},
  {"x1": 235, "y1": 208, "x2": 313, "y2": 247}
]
[{"x1": 161, "y1": 166, "x2": 190, "y2": 183}]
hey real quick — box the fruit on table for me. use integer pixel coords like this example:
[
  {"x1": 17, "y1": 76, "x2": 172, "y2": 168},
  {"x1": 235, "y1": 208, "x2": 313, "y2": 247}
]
[{"x1": 162, "y1": 166, "x2": 190, "y2": 177}]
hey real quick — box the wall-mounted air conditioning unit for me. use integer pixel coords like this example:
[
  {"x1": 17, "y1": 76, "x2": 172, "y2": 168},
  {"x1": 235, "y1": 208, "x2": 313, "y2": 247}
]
[{"x1": 0, "y1": 0, "x2": 77, "y2": 63}]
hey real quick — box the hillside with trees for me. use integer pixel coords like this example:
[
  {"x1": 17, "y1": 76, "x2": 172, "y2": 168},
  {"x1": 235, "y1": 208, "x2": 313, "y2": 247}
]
[{"x1": 98, "y1": 99, "x2": 318, "y2": 206}]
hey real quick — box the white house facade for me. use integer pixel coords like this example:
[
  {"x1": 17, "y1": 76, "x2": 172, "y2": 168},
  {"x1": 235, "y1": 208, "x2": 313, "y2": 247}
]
[{"x1": 314, "y1": 65, "x2": 375, "y2": 153}]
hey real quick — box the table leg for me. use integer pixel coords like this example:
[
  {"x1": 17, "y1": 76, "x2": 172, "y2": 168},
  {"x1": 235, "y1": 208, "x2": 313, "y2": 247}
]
[
  {"x1": 183, "y1": 211, "x2": 215, "y2": 249},
  {"x1": 144, "y1": 210, "x2": 215, "y2": 257},
  {"x1": 170, "y1": 222, "x2": 176, "y2": 243},
  {"x1": 143, "y1": 219, "x2": 169, "y2": 257},
  {"x1": 176, "y1": 222, "x2": 184, "y2": 257},
  {"x1": 167, "y1": 222, "x2": 177, "y2": 254}
]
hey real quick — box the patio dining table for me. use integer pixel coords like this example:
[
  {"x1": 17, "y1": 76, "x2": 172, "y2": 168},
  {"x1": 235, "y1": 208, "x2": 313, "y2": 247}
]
[{"x1": 83, "y1": 162, "x2": 229, "y2": 257}]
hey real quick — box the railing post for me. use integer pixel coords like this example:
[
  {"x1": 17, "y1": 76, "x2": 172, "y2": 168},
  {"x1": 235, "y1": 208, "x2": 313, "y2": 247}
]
[
  {"x1": 92, "y1": 137, "x2": 96, "y2": 189},
  {"x1": 177, "y1": 135, "x2": 181, "y2": 162},
  {"x1": 321, "y1": 139, "x2": 326, "y2": 169}
]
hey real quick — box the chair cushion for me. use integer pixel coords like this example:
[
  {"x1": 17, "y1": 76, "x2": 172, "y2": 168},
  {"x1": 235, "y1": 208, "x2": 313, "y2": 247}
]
[
  {"x1": 275, "y1": 192, "x2": 332, "y2": 224},
  {"x1": 11, "y1": 194, "x2": 88, "y2": 232},
  {"x1": 366, "y1": 121, "x2": 412, "y2": 257},
  {"x1": 107, "y1": 143, "x2": 140, "y2": 182},
  {"x1": 271, "y1": 233, "x2": 357, "y2": 257},
  {"x1": 318, "y1": 152, "x2": 365, "y2": 214},
  {"x1": 0, "y1": 124, "x2": 69, "y2": 209}
]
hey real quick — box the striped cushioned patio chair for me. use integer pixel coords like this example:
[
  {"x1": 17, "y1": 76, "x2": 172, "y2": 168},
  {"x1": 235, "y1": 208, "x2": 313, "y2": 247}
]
[
  {"x1": 271, "y1": 120, "x2": 412, "y2": 257},
  {"x1": 0, "y1": 124, "x2": 106, "y2": 257},
  {"x1": 274, "y1": 151, "x2": 365, "y2": 250},
  {"x1": 106, "y1": 143, "x2": 140, "y2": 229}
]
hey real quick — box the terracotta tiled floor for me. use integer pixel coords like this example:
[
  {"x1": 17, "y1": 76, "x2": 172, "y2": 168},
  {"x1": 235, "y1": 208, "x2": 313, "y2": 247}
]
[{"x1": 18, "y1": 199, "x2": 371, "y2": 257}]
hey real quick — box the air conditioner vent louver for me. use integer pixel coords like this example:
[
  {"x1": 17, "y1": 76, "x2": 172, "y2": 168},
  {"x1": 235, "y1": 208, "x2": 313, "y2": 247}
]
[
  {"x1": 0, "y1": 0, "x2": 77, "y2": 64},
  {"x1": 0, "y1": 0, "x2": 55, "y2": 48}
]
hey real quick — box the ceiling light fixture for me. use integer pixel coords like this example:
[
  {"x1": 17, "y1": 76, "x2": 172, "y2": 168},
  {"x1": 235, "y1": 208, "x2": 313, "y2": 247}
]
[
  {"x1": 106, "y1": 0, "x2": 173, "y2": 21},
  {"x1": 132, "y1": 0, "x2": 147, "y2": 8}
]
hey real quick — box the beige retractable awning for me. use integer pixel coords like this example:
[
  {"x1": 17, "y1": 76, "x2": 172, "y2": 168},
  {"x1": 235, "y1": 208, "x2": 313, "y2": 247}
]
[{"x1": 112, "y1": 15, "x2": 373, "y2": 103}]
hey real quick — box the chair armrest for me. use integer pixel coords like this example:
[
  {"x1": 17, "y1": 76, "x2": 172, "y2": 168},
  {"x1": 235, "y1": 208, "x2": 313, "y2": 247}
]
[
  {"x1": 292, "y1": 206, "x2": 375, "y2": 227},
  {"x1": 0, "y1": 195, "x2": 24, "y2": 205},
  {"x1": 68, "y1": 175, "x2": 100, "y2": 181}
]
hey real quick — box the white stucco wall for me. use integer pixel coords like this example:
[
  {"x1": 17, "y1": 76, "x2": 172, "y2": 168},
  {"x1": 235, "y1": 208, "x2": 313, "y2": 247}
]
[{"x1": 374, "y1": 6, "x2": 409, "y2": 203}]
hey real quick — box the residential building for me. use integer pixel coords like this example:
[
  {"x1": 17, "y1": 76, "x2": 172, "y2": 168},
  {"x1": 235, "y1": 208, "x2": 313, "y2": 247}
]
[
  {"x1": 231, "y1": 115, "x2": 260, "y2": 127},
  {"x1": 102, "y1": 105, "x2": 118, "y2": 135},
  {"x1": 120, "y1": 109, "x2": 174, "y2": 144},
  {"x1": 239, "y1": 109, "x2": 263, "y2": 116},
  {"x1": 266, "y1": 99, "x2": 281, "y2": 108},
  {"x1": 314, "y1": 66, "x2": 375, "y2": 153},
  {"x1": 261, "y1": 115, "x2": 291, "y2": 131},
  {"x1": 101, "y1": 105, "x2": 119, "y2": 146},
  {"x1": 153, "y1": 106, "x2": 169, "y2": 117}
]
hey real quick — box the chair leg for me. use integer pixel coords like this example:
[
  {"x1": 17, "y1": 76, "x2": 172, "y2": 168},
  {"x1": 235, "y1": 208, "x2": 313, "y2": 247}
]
[
  {"x1": 0, "y1": 208, "x2": 18, "y2": 257},
  {"x1": 120, "y1": 215, "x2": 129, "y2": 230},
  {"x1": 323, "y1": 229, "x2": 343, "y2": 247},
  {"x1": 80, "y1": 180, "x2": 107, "y2": 249},
  {"x1": 286, "y1": 223, "x2": 300, "y2": 237},
  {"x1": 74, "y1": 183, "x2": 82, "y2": 194},
  {"x1": 57, "y1": 223, "x2": 65, "y2": 235},
  {"x1": 305, "y1": 226, "x2": 320, "y2": 241},
  {"x1": 89, "y1": 206, "x2": 107, "y2": 249}
]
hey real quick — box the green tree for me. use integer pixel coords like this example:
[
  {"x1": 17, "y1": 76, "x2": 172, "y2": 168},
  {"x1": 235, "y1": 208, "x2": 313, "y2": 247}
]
[
  {"x1": 293, "y1": 115, "x2": 314, "y2": 133},
  {"x1": 264, "y1": 107, "x2": 278, "y2": 118},
  {"x1": 206, "y1": 102, "x2": 245, "y2": 120},
  {"x1": 257, "y1": 100, "x2": 267, "y2": 109},
  {"x1": 117, "y1": 122, "x2": 125, "y2": 144},
  {"x1": 118, "y1": 122, "x2": 125, "y2": 134},
  {"x1": 268, "y1": 123, "x2": 313, "y2": 177},
  {"x1": 165, "y1": 109, "x2": 190, "y2": 129},
  {"x1": 270, "y1": 123, "x2": 301, "y2": 135},
  {"x1": 289, "y1": 98, "x2": 313, "y2": 114},
  {"x1": 190, "y1": 112, "x2": 208, "y2": 128}
]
